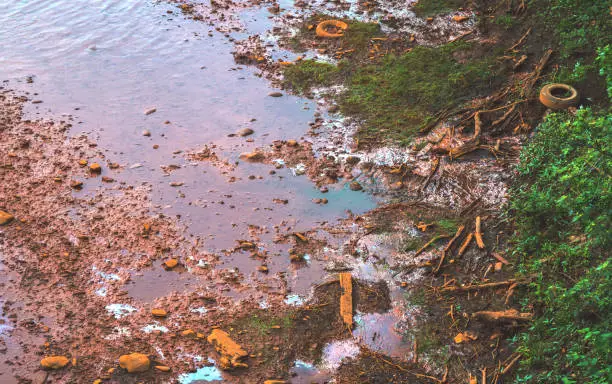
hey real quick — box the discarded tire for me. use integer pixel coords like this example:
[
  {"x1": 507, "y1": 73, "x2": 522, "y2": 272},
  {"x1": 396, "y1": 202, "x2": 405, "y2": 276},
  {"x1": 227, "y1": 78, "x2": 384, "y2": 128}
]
[
  {"x1": 315, "y1": 20, "x2": 348, "y2": 38},
  {"x1": 539, "y1": 83, "x2": 579, "y2": 110}
]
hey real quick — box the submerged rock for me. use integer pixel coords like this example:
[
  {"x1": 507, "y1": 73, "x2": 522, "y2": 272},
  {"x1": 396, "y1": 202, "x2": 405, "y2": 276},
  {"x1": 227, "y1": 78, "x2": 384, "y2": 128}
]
[
  {"x1": 119, "y1": 353, "x2": 150, "y2": 373},
  {"x1": 237, "y1": 128, "x2": 254, "y2": 137}
]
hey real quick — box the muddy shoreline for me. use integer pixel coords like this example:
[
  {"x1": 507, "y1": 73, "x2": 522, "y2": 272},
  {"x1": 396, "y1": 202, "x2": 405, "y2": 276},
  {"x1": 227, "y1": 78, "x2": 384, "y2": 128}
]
[{"x1": 0, "y1": 0, "x2": 542, "y2": 383}]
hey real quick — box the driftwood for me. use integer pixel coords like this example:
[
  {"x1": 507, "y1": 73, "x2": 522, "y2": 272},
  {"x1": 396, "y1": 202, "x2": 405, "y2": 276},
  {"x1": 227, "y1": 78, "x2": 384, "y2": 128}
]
[{"x1": 339, "y1": 272, "x2": 353, "y2": 329}]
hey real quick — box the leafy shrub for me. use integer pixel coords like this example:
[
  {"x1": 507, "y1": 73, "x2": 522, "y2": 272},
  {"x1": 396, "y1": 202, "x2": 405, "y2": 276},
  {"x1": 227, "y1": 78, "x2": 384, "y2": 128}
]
[{"x1": 510, "y1": 53, "x2": 612, "y2": 381}]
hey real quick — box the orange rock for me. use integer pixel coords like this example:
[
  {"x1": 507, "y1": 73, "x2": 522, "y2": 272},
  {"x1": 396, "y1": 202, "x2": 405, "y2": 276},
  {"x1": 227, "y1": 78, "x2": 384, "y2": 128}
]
[
  {"x1": 89, "y1": 163, "x2": 102, "y2": 173},
  {"x1": 41, "y1": 356, "x2": 70, "y2": 370},
  {"x1": 78, "y1": 159, "x2": 88, "y2": 166},
  {"x1": 452, "y1": 15, "x2": 469, "y2": 22},
  {"x1": 155, "y1": 365, "x2": 171, "y2": 372},
  {"x1": 164, "y1": 259, "x2": 178, "y2": 269},
  {"x1": 207, "y1": 329, "x2": 248, "y2": 370},
  {"x1": 151, "y1": 309, "x2": 167, "y2": 318},
  {"x1": 0, "y1": 210, "x2": 14, "y2": 226},
  {"x1": 118, "y1": 353, "x2": 150, "y2": 373},
  {"x1": 286, "y1": 139, "x2": 298, "y2": 147},
  {"x1": 454, "y1": 331, "x2": 478, "y2": 344}
]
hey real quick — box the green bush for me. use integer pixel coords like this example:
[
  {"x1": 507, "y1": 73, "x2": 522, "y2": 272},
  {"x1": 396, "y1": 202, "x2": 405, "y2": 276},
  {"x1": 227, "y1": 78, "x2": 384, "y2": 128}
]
[{"x1": 510, "y1": 50, "x2": 612, "y2": 381}]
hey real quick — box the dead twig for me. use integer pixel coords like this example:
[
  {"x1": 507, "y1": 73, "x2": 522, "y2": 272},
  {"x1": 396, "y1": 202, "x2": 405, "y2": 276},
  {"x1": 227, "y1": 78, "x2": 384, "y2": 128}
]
[{"x1": 441, "y1": 279, "x2": 522, "y2": 293}]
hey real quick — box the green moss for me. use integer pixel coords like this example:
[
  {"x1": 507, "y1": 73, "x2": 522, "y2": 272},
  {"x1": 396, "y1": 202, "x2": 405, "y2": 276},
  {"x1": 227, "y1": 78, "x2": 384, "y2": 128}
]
[
  {"x1": 343, "y1": 21, "x2": 383, "y2": 50},
  {"x1": 436, "y1": 219, "x2": 459, "y2": 234},
  {"x1": 412, "y1": 0, "x2": 466, "y2": 17},
  {"x1": 340, "y1": 42, "x2": 496, "y2": 145},
  {"x1": 282, "y1": 60, "x2": 340, "y2": 93}
]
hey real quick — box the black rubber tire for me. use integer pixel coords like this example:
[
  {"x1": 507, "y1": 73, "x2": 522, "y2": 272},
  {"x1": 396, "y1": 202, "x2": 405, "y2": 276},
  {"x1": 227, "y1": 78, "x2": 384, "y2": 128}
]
[{"x1": 539, "y1": 83, "x2": 579, "y2": 110}]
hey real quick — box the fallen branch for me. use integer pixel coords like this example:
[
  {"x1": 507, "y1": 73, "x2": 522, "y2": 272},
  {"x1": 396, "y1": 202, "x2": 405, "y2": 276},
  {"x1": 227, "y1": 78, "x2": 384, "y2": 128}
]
[
  {"x1": 523, "y1": 49, "x2": 552, "y2": 97},
  {"x1": 414, "y1": 234, "x2": 451, "y2": 257},
  {"x1": 420, "y1": 157, "x2": 440, "y2": 193},
  {"x1": 472, "y1": 309, "x2": 532, "y2": 322},
  {"x1": 457, "y1": 232, "x2": 474, "y2": 257},
  {"x1": 434, "y1": 225, "x2": 466, "y2": 274},
  {"x1": 501, "y1": 353, "x2": 522, "y2": 376},
  {"x1": 507, "y1": 28, "x2": 531, "y2": 52},
  {"x1": 441, "y1": 279, "x2": 520, "y2": 293},
  {"x1": 491, "y1": 252, "x2": 509, "y2": 265}
]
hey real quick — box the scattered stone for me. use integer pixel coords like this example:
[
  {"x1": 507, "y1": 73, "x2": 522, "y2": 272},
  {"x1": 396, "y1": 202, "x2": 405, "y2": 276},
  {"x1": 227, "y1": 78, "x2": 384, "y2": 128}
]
[
  {"x1": 264, "y1": 381, "x2": 288, "y2": 384},
  {"x1": 41, "y1": 356, "x2": 69, "y2": 370},
  {"x1": 130, "y1": 163, "x2": 143, "y2": 169},
  {"x1": 257, "y1": 265, "x2": 268, "y2": 273},
  {"x1": 182, "y1": 329, "x2": 197, "y2": 338},
  {"x1": 142, "y1": 130, "x2": 151, "y2": 137},
  {"x1": 268, "y1": 92, "x2": 283, "y2": 97},
  {"x1": 151, "y1": 309, "x2": 167, "y2": 318},
  {"x1": 78, "y1": 159, "x2": 88, "y2": 166},
  {"x1": 237, "y1": 128, "x2": 254, "y2": 137},
  {"x1": 286, "y1": 139, "x2": 298, "y2": 147},
  {"x1": 239, "y1": 151, "x2": 264, "y2": 162},
  {"x1": 349, "y1": 181, "x2": 363, "y2": 191},
  {"x1": 319, "y1": 186, "x2": 329, "y2": 193},
  {"x1": 119, "y1": 353, "x2": 150, "y2": 373},
  {"x1": 144, "y1": 107, "x2": 157, "y2": 115},
  {"x1": 207, "y1": 329, "x2": 248, "y2": 370},
  {"x1": 153, "y1": 144, "x2": 159, "y2": 149},
  {"x1": 70, "y1": 180, "x2": 83, "y2": 189},
  {"x1": 164, "y1": 259, "x2": 178, "y2": 269},
  {"x1": 0, "y1": 210, "x2": 14, "y2": 226},
  {"x1": 155, "y1": 365, "x2": 171, "y2": 372},
  {"x1": 89, "y1": 163, "x2": 102, "y2": 173},
  {"x1": 101, "y1": 176, "x2": 115, "y2": 183},
  {"x1": 169, "y1": 182, "x2": 184, "y2": 187}
]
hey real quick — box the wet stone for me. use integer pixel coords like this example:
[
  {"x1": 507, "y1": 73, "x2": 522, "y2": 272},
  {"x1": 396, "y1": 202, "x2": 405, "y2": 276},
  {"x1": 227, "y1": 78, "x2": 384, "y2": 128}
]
[
  {"x1": 268, "y1": 92, "x2": 283, "y2": 97},
  {"x1": 89, "y1": 163, "x2": 102, "y2": 173},
  {"x1": 119, "y1": 353, "x2": 150, "y2": 373},
  {"x1": 41, "y1": 356, "x2": 69, "y2": 370},
  {"x1": 349, "y1": 181, "x2": 363, "y2": 191}
]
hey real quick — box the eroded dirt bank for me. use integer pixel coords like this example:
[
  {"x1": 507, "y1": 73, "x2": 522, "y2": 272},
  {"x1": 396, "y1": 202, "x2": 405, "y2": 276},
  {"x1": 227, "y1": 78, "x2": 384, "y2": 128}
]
[{"x1": 0, "y1": 0, "x2": 586, "y2": 383}]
